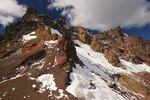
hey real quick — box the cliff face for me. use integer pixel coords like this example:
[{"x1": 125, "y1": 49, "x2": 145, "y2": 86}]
[
  {"x1": 89, "y1": 27, "x2": 150, "y2": 66},
  {"x1": 0, "y1": 8, "x2": 150, "y2": 100}
]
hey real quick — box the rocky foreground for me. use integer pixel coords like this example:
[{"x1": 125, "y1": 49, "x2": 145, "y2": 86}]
[{"x1": 0, "y1": 8, "x2": 150, "y2": 100}]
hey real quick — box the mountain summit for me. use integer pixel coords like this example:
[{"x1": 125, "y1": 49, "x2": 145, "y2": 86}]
[{"x1": 0, "y1": 8, "x2": 150, "y2": 100}]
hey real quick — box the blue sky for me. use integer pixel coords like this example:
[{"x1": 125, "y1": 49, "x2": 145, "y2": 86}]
[{"x1": 0, "y1": 0, "x2": 150, "y2": 40}]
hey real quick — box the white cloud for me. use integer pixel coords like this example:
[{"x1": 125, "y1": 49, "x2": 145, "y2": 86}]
[
  {"x1": 0, "y1": 0, "x2": 27, "y2": 26},
  {"x1": 48, "y1": 0, "x2": 150, "y2": 31}
]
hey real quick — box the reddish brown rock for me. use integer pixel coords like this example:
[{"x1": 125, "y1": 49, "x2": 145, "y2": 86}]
[
  {"x1": 0, "y1": 44, "x2": 45, "y2": 76},
  {"x1": 141, "y1": 95, "x2": 150, "y2": 100},
  {"x1": 102, "y1": 27, "x2": 124, "y2": 45},
  {"x1": 89, "y1": 27, "x2": 150, "y2": 65},
  {"x1": 35, "y1": 27, "x2": 51, "y2": 41},
  {"x1": 21, "y1": 39, "x2": 40, "y2": 52},
  {"x1": 35, "y1": 26, "x2": 59, "y2": 41},
  {"x1": 119, "y1": 75, "x2": 148, "y2": 96},
  {"x1": 140, "y1": 56, "x2": 150, "y2": 65},
  {"x1": 74, "y1": 27, "x2": 92, "y2": 44},
  {"x1": 90, "y1": 36, "x2": 104, "y2": 53},
  {"x1": 122, "y1": 36, "x2": 145, "y2": 64},
  {"x1": 55, "y1": 37, "x2": 68, "y2": 65},
  {"x1": 104, "y1": 49, "x2": 121, "y2": 67},
  {"x1": 0, "y1": 43, "x2": 21, "y2": 59},
  {"x1": 137, "y1": 72, "x2": 150, "y2": 88}
]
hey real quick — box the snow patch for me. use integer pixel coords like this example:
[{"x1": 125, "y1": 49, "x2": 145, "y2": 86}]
[
  {"x1": 16, "y1": 66, "x2": 26, "y2": 72},
  {"x1": 120, "y1": 59, "x2": 150, "y2": 73},
  {"x1": 29, "y1": 77, "x2": 36, "y2": 80},
  {"x1": 37, "y1": 61, "x2": 45, "y2": 69},
  {"x1": 55, "y1": 89, "x2": 68, "y2": 99},
  {"x1": 32, "y1": 84, "x2": 36, "y2": 88},
  {"x1": 124, "y1": 33, "x2": 128, "y2": 36},
  {"x1": 49, "y1": 62, "x2": 51, "y2": 65},
  {"x1": 2, "y1": 77, "x2": 6, "y2": 80},
  {"x1": 12, "y1": 88, "x2": 15, "y2": 91},
  {"x1": 0, "y1": 74, "x2": 25, "y2": 84},
  {"x1": 23, "y1": 96, "x2": 26, "y2": 99},
  {"x1": 2, "y1": 92, "x2": 7, "y2": 97},
  {"x1": 51, "y1": 28, "x2": 62, "y2": 36},
  {"x1": 44, "y1": 40, "x2": 57, "y2": 48},
  {"x1": 36, "y1": 74, "x2": 57, "y2": 96},
  {"x1": 10, "y1": 74, "x2": 24, "y2": 80},
  {"x1": 30, "y1": 59, "x2": 45, "y2": 70},
  {"x1": 22, "y1": 31, "x2": 37, "y2": 43}
]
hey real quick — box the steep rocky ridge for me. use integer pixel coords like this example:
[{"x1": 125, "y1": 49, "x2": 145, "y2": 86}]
[{"x1": 87, "y1": 27, "x2": 150, "y2": 66}]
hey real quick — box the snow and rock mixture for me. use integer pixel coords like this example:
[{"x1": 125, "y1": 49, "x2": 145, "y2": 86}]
[
  {"x1": 74, "y1": 40, "x2": 150, "y2": 74},
  {"x1": 65, "y1": 40, "x2": 150, "y2": 100},
  {"x1": 36, "y1": 74, "x2": 57, "y2": 95},
  {"x1": 22, "y1": 31, "x2": 37, "y2": 43},
  {"x1": 0, "y1": 7, "x2": 150, "y2": 100},
  {"x1": 51, "y1": 28, "x2": 62, "y2": 36},
  {"x1": 66, "y1": 64, "x2": 126, "y2": 100}
]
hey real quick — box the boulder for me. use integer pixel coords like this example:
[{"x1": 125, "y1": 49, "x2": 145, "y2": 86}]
[
  {"x1": 56, "y1": 51, "x2": 67, "y2": 65},
  {"x1": 104, "y1": 49, "x2": 121, "y2": 67}
]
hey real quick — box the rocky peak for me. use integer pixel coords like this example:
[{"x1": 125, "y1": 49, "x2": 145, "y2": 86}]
[
  {"x1": 89, "y1": 26, "x2": 149, "y2": 65},
  {"x1": 74, "y1": 26, "x2": 92, "y2": 44},
  {"x1": 26, "y1": 7, "x2": 38, "y2": 14},
  {"x1": 102, "y1": 26, "x2": 123, "y2": 38},
  {"x1": 22, "y1": 7, "x2": 39, "y2": 22},
  {"x1": 108, "y1": 26, "x2": 123, "y2": 35}
]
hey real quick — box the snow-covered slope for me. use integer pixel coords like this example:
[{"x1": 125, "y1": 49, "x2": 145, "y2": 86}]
[
  {"x1": 66, "y1": 64, "x2": 126, "y2": 100},
  {"x1": 65, "y1": 40, "x2": 150, "y2": 100},
  {"x1": 74, "y1": 40, "x2": 150, "y2": 74}
]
